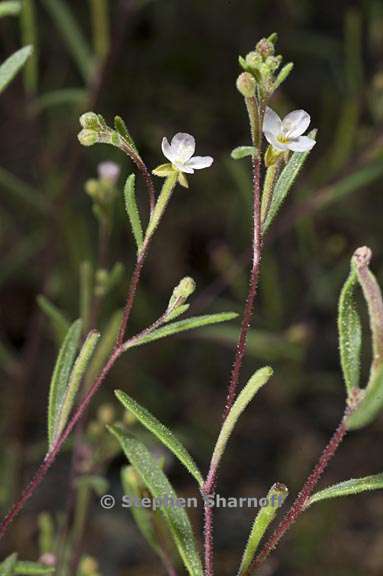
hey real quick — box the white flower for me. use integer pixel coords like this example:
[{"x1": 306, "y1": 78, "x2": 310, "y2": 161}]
[
  {"x1": 263, "y1": 107, "x2": 316, "y2": 152},
  {"x1": 161, "y1": 133, "x2": 214, "y2": 174}
]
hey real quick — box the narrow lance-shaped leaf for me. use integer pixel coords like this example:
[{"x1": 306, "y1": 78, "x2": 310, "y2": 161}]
[
  {"x1": 121, "y1": 466, "x2": 169, "y2": 563},
  {"x1": 115, "y1": 390, "x2": 203, "y2": 486},
  {"x1": 238, "y1": 483, "x2": 288, "y2": 576},
  {"x1": 37, "y1": 295, "x2": 70, "y2": 345},
  {"x1": 210, "y1": 367, "x2": 273, "y2": 472},
  {"x1": 108, "y1": 425, "x2": 203, "y2": 576},
  {"x1": 346, "y1": 364, "x2": 383, "y2": 430},
  {"x1": 47, "y1": 319, "x2": 82, "y2": 448},
  {"x1": 124, "y1": 312, "x2": 238, "y2": 351},
  {"x1": 262, "y1": 129, "x2": 317, "y2": 234},
  {"x1": 13, "y1": 561, "x2": 55, "y2": 574},
  {"x1": 114, "y1": 116, "x2": 138, "y2": 152},
  {"x1": 54, "y1": 330, "x2": 100, "y2": 440},
  {"x1": 83, "y1": 309, "x2": 122, "y2": 391},
  {"x1": 337, "y1": 264, "x2": 362, "y2": 393},
  {"x1": 124, "y1": 174, "x2": 143, "y2": 251},
  {"x1": 42, "y1": 0, "x2": 94, "y2": 81},
  {"x1": 0, "y1": 46, "x2": 33, "y2": 94},
  {"x1": 20, "y1": 0, "x2": 38, "y2": 94},
  {"x1": 231, "y1": 146, "x2": 258, "y2": 160},
  {"x1": 0, "y1": 2, "x2": 21, "y2": 18},
  {"x1": 308, "y1": 473, "x2": 383, "y2": 507}
]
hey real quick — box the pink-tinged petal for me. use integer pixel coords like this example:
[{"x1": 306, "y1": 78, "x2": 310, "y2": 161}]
[
  {"x1": 282, "y1": 110, "x2": 310, "y2": 138},
  {"x1": 263, "y1": 107, "x2": 282, "y2": 137},
  {"x1": 185, "y1": 156, "x2": 214, "y2": 170},
  {"x1": 287, "y1": 135, "x2": 316, "y2": 152},
  {"x1": 173, "y1": 161, "x2": 195, "y2": 174},
  {"x1": 264, "y1": 131, "x2": 289, "y2": 152},
  {"x1": 162, "y1": 137, "x2": 174, "y2": 162},
  {"x1": 170, "y1": 133, "x2": 196, "y2": 162}
]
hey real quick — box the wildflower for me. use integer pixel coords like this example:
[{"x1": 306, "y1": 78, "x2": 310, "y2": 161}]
[
  {"x1": 263, "y1": 107, "x2": 316, "y2": 152},
  {"x1": 153, "y1": 132, "x2": 213, "y2": 188}
]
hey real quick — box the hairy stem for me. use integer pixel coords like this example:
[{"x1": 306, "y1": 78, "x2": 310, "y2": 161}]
[
  {"x1": 203, "y1": 97, "x2": 263, "y2": 576},
  {"x1": 249, "y1": 410, "x2": 349, "y2": 574}
]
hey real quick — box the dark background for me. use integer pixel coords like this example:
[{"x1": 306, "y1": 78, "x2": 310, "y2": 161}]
[{"x1": 1, "y1": 0, "x2": 383, "y2": 574}]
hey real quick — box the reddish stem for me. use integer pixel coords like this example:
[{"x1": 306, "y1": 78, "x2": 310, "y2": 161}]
[
  {"x1": 116, "y1": 250, "x2": 146, "y2": 347},
  {"x1": 249, "y1": 411, "x2": 349, "y2": 574},
  {"x1": 203, "y1": 155, "x2": 262, "y2": 576},
  {"x1": 0, "y1": 347, "x2": 122, "y2": 541}
]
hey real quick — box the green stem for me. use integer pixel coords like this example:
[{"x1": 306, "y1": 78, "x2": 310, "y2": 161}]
[{"x1": 144, "y1": 174, "x2": 178, "y2": 244}]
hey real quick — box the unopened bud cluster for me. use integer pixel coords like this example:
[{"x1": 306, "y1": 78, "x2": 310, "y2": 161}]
[
  {"x1": 168, "y1": 276, "x2": 196, "y2": 311},
  {"x1": 237, "y1": 33, "x2": 293, "y2": 98}
]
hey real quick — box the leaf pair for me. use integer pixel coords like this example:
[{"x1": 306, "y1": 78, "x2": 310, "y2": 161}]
[{"x1": 48, "y1": 320, "x2": 100, "y2": 449}]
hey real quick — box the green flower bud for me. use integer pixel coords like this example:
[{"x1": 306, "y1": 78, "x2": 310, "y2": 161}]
[
  {"x1": 85, "y1": 179, "x2": 99, "y2": 198},
  {"x1": 168, "y1": 276, "x2": 196, "y2": 310},
  {"x1": 78, "y1": 129, "x2": 98, "y2": 147},
  {"x1": 256, "y1": 37, "x2": 274, "y2": 59},
  {"x1": 97, "y1": 403, "x2": 115, "y2": 425},
  {"x1": 79, "y1": 112, "x2": 101, "y2": 130},
  {"x1": 236, "y1": 72, "x2": 256, "y2": 98},
  {"x1": 245, "y1": 51, "x2": 262, "y2": 69}
]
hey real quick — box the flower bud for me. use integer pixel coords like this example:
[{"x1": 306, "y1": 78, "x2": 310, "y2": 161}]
[
  {"x1": 97, "y1": 161, "x2": 120, "y2": 184},
  {"x1": 245, "y1": 51, "x2": 262, "y2": 69},
  {"x1": 97, "y1": 403, "x2": 115, "y2": 425},
  {"x1": 78, "y1": 129, "x2": 98, "y2": 147},
  {"x1": 256, "y1": 37, "x2": 274, "y2": 59},
  {"x1": 79, "y1": 112, "x2": 101, "y2": 130},
  {"x1": 168, "y1": 276, "x2": 196, "y2": 310},
  {"x1": 236, "y1": 72, "x2": 256, "y2": 98}
]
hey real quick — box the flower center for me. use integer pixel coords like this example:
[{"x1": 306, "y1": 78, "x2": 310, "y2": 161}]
[{"x1": 277, "y1": 134, "x2": 289, "y2": 144}]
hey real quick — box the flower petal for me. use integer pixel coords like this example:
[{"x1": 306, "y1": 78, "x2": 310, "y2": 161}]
[
  {"x1": 170, "y1": 133, "x2": 196, "y2": 163},
  {"x1": 287, "y1": 135, "x2": 316, "y2": 152},
  {"x1": 282, "y1": 110, "x2": 310, "y2": 138},
  {"x1": 263, "y1": 107, "x2": 282, "y2": 137},
  {"x1": 162, "y1": 137, "x2": 174, "y2": 162},
  {"x1": 264, "y1": 131, "x2": 289, "y2": 152},
  {"x1": 185, "y1": 156, "x2": 214, "y2": 170},
  {"x1": 173, "y1": 161, "x2": 195, "y2": 174}
]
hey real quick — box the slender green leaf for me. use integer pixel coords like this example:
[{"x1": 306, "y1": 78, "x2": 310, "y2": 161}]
[
  {"x1": 83, "y1": 309, "x2": 122, "y2": 391},
  {"x1": 124, "y1": 174, "x2": 143, "y2": 251},
  {"x1": 114, "y1": 116, "x2": 138, "y2": 152},
  {"x1": 346, "y1": 364, "x2": 383, "y2": 429},
  {"x1": 0, "y1": 46, "x2": 33, "y2": 94},
  {"x1": 124, "y1": 312, "x2": 238, "y2": 351},
  {"x1": 38, "y1": 513, "x2": 54, "y2": 555},
  {"x1": 0, "y1": 166, "x2": 47, "y2": 211},
  {"x1": 42, "y1": 0, "x2": 94, "y2": 81},
  {"x1": 337, "y1": 266, "x2": 362, "y2": 393},
  {"x1": 33, "y1": 88, "x2": 87, "y2": 111},
  {"x1": 231, "y1": 146, "x2": 258, "y2": 160},
  {"x1": 37, "y1": 295, "x2": 70, "y2": 345},
  {"x1": 262, "y1": 129, "x2": 317, "y2": 233},
  {"x1": 0, "y1": 2, "x2": 21, "y2": 17},
  {"x1": 121, "y1": 466, "x2": 165, "y2": 558},
  {"x1": 54, "y1": 330, "x2": 100, "y2": 439},
  {"x1": 238, "y1": 483, "x2": 288, "y2": 575},
  {"x1": 20, "y1": 0, "x2": 38, "y2": 94},
  {"x1": 48, "y1": 319, "x2": 82, "y2": 448},
  {"x1": 115, "y1": 390, "x2": 203, "y2": 486},
  {"x1": 108, "y1": 426, "x2": 203, "y2": 576},
  {"x1": 0, "y1": 553, "x2": 18, "y2": 576},
  {"x1": 14, "y1": 562, "x2": 55, "y2": 575},
  {"x1": 308, "y1": 473, "x2": 383, "y2": 506},
  {"x1": 79, "y1": 260, "x2": 93, "y2": 334},
  {"x1": 210, "y1": 367, "x2": 273, "y2": 471}
]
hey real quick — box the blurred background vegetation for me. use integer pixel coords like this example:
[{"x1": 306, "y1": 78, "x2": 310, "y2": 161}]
[{"x1": 1, "y1": 0, "x2": 383, "y2": 574}]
